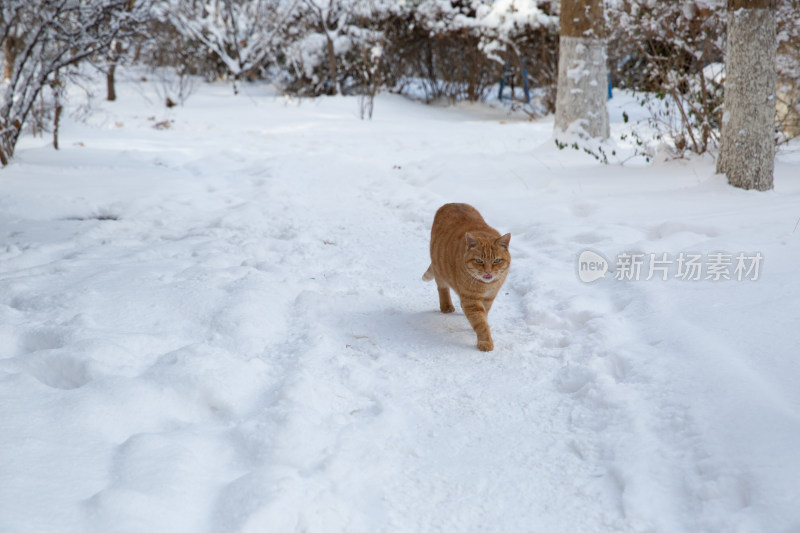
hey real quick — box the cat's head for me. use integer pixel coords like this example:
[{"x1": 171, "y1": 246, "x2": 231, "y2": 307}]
[{"x1": 464, "y1": 232, "x2": 511, "y2": 283}]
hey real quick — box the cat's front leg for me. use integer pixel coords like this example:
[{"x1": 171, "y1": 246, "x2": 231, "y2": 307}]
[
  {"x1": 437, "y1": 285, "x2": 455, "y2": 313},
  {"x1": 461, "y1": 299, "x2": 493, "y2": 351},
  {"x1": 434, "y1": 279, "x2": 455, "y2": 313}
]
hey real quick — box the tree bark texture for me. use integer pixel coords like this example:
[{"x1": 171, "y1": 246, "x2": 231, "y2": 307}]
[
  {"x1": 554, "y1": 0, "x2": 609, "y2": 139},
  {"x1": 326, "y1": 35, "x2": 339, "y2": 96},
  {"x1": 717, "y1": 2, "x2": 776, "y2": 191},
  {"x1": 4, "y1": 34, "x2": 19, "y2": 81},
  {"x1": 107, "y1": 40, "x2": 122, "y2": 101},
  {"x1": 53, "y1": 71, "x2": 63, "y2": 150},
  {"x1": 554, "y1": 36, "x2": 610, "y2": 139},
  {"x1": 560, "y1": 0, "x2": 605, "y2": 38},
  {"x1": 107, "y1": 63, "x2": 117, "y2": 102}
]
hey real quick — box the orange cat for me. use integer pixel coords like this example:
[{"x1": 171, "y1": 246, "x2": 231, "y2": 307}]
[{"x1": 422, "y1": 203, "x2": 511, "y2": 351}]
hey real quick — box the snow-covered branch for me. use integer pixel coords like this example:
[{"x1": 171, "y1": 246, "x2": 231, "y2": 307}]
[
  {"x1": 0, "y1": 0, "x2": 147, "y2": 165},
  {"x1": 156, "y1": 0, "x2": 299, "y2": 93}
]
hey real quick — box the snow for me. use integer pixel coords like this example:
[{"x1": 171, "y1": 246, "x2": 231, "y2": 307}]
[{"x1": 2, "y1": 72, "x2": 800, "y2": 533}]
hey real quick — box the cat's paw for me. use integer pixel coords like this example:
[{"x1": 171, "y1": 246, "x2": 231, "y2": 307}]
[
  {"x1": 440, "y1": 304, "x2": 455, "y2": 313},
  {"x1": 477, "y1": 339, "x2": 494, "y2": 351}
]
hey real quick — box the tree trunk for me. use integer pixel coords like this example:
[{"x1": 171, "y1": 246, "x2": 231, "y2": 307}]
[
  {"x1": 107, "y1": 63, "x2": 117, "y2": 102},
  {"x1": 106, "y1": 40, "x2": 122, "y2": 101},
  {"x1": 53, "y1": 70, "x2": 63, "y2": 150},
  {"x1": 554, "y1": 0, "x2": 609, "y2": 139},
  {"x1": 4, "y1": 34, "x2": 19, "y2": 81},
  {"x1": 0, "y1": 119, "x2": 21, "y2": 167},
  {"x1": 326, "y1": 34, "x2": 339, "y2": 96},
  {"x1": 0, "y1": 140, "x2": 9, "y2": 166},
  {"x1": 717, "y1": 0, "x2": 776, "y2": 191}
]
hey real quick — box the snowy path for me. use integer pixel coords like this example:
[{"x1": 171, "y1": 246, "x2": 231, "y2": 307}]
[{"x1": 1, "y1": 78, "x2": 799, "y2": 532}]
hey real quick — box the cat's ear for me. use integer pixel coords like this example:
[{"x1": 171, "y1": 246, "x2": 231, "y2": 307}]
[
  {"x1": 465, "y1": 232, "x2": 478, "y2": 248},
  {"x1": 496, "y1": 233, "x2": 511, "y2": 249}
]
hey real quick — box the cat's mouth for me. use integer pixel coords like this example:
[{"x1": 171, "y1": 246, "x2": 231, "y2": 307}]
[{"x1": 481, "y1": 273, "x2": 494, "y2": 282}]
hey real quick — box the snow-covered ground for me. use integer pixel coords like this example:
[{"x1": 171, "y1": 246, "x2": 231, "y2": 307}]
[{"x1": 1, "y1": 73, "x2": 799, "y2": 533}]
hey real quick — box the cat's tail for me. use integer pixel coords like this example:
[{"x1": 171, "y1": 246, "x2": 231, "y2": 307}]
[{"x1": 422, "y1": 264, "x2": 434, "y2": 281}]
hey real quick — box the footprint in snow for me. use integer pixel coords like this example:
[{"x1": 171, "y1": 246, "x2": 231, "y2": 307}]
[
  {"x1": 570, "y1": 201, "x2": 600, "y2": 218},
  {"x1": 556, "y1": 365, "x2": 596, "y2": 394},
  {"x1": 21, "y1": 350, "x2": 94, "y2": 390}
]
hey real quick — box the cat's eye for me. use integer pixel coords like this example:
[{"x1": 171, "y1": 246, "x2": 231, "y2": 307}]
[
  {"x1": 493, "y1": 258, "x2": 502, "y2": 264},
  {"x1": 475, "y1": 258, "x2": 483, "y2": 264}
]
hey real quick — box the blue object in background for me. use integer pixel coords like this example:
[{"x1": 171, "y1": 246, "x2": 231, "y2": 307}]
[{"x1": 498, "y1": 60, "x2": 531, "y2": 103}]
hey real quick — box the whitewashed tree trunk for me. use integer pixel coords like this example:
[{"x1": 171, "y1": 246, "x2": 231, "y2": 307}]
[
  {"x1": 554, "y1": 0, "x2": 609, "y2": 140},
  {"x1": 717, "y1": 0, "x2": 776, "y2": 191}
]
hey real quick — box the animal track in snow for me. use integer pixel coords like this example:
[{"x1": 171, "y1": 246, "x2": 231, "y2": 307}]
[
  {"x1": 572, "y1": 231, "x2": 607, "y2": 245},
  {"x1": 646, "y1": 221, "x2": 719, "y2": 241},
  {"x1": 556, "y1": 365, "x2": 597, "y2": 394},
  {"x1": 20, "y1": 326, "x2": 71, "y2": 353},
  {"x1": 571, "y1": 201, "x2": 600, "y2": 218},
  {"x1": 22, "y1": 350, "x2": 94, "y2": 390}
]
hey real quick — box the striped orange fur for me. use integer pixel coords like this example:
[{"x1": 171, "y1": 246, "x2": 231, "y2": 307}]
[{"x1": 422, "y1": 203, "x2": 511, "y2": 351}]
